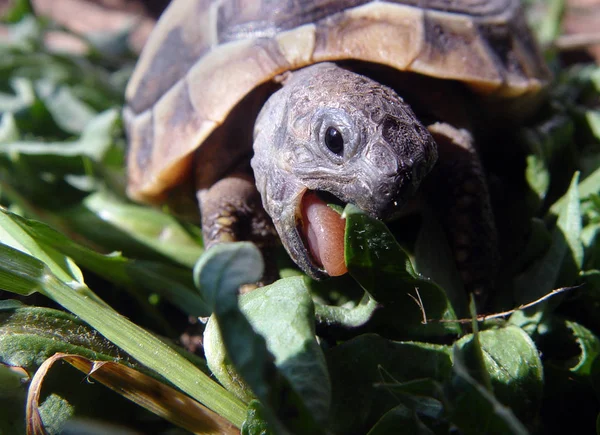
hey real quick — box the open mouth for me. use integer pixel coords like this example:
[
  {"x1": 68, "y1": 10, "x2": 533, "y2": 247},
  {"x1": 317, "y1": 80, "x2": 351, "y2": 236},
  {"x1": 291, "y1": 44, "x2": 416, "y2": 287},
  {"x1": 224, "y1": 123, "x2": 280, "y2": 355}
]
[{"x1": 297, "y1": 190, "x2": 348, "y2": 277}]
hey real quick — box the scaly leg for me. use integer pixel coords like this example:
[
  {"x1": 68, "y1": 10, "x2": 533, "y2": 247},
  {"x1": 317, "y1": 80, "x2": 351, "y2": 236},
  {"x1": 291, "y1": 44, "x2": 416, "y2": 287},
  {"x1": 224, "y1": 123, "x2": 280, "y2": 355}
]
[
  {"x1": 197, "y1": 164, "x2": 279, "y2": 285},
  {"x1": 425, "y1": 122, "x2": 499, "y2": 306}
]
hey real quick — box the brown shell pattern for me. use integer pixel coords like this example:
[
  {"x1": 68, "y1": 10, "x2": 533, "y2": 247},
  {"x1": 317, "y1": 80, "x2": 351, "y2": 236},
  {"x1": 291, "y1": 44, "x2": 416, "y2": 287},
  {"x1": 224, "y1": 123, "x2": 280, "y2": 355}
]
[{"x1": 124, "y1": 0, "x2": 551, "y2": 202}]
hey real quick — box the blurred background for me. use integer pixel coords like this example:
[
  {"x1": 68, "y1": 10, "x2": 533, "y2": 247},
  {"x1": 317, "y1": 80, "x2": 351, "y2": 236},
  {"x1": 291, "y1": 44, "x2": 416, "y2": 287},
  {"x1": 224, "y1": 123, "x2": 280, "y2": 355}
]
[{"x1": 0, "y1": 0, "x2": 171, "y2": 53}]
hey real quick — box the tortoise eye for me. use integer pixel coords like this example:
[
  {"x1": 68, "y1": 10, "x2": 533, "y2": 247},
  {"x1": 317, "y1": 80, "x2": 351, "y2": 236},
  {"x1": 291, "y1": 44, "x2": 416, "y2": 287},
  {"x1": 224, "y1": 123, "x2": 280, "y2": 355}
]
[{"x1": 324, "y1": 126, "x2": 344, "y2": 155}]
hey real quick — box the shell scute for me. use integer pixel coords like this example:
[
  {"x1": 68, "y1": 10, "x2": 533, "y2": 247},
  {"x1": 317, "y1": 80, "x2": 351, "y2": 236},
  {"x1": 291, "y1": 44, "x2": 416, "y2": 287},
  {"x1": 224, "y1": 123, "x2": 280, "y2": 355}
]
[{"x1": 125, "y1": 0, "x2": 551, "y2": 201}]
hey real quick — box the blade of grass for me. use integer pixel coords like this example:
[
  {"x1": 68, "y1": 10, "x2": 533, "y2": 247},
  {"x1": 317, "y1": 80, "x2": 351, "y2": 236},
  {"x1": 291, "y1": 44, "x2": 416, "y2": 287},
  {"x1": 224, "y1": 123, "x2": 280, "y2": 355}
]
[{"x1": 0, "y1": 242, "x2": 246, "y2": 427}]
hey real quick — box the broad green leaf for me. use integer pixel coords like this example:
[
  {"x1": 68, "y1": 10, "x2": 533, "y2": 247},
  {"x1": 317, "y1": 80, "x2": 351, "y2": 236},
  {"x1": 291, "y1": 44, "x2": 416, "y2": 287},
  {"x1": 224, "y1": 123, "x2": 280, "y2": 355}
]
[
  {"x1": 447, "y1": 346, "x2": 529, "y2": 435},
  {"x1": 0, "y1": 109, "x2": 121, "y2": 213},
  {"x1": 0, "y1": 77, "x2": 36, "y2": 113},
  {"x1": 0, "y1": 363, "x2": 27, "y2": 435},
  {"x1": 509, "y1": 218, "x2": 552, "y2": 276},
  {"x1": 515, "y1": 172, "x2": 582, "y2": 306},
  {"x1": 378, "y1": 378, "x2": 444, "y2": 399},
  {"x1": 521, "y1": 112, "x2": 574, "y2": 209},
  {"x1": 413, "y1": 207, "x2": 468, "y2": 317},
  {"x1": 241, "y1": 400, "x2": 272, "y2": 435},
  {"x1": 374, "y1": 370, "x2": 444, "y2": 421},
  {"x1": 455, "y1": 326, "x2": 544, "y2": 423},
  {"x1": 576, "y1": 270, "x2": 600, "y2": 333},
  {"x1": 558, "y1": 174, "x2": 585, "y2": 269},
  {"x1": 35, "y1": 79, "x2": 97, "y2": 134},
  {"x1": 526, "y1": 153, "x2": 551, "y2": 205},
  {"x1": 196, "y1": 243, "x2": 326, "y2": 433},
  {"x1": 550, "y1": 165, "x2": 600, "y2": 216},
  {"x1": 38, "y1": 394, "x2": 73, "y2": 435},
  {"x1": 204, "y1": 276, "x2": 332, "y2": 422},
  {"x1": 0, "y1": 113, "x2": 20, "y2": 143},
  {"x1": 566, "y1": 320, "x2": 600, "y2": 376},
  {"x1": 0, "y1": 305, "x2": 126, "y2": 370},
  {"x1": 367, "y1": 405, "x2": 435, "y2": 435},
  {"x1": 240, "y1": 278, "x2": 330, "y2": 424},
  {"x1": 344, "y1": 204, "x2": 459, "y2": 338},
  {"x1": 509, "y1": 309, "x2": 547, "y2": 337},
  {"x1": 0, "y1": 362, "x2": 28, "y2": 397},
  {"x1": 586, "y1": 110, "x2": 600, "y2": 142},
  {"x1": 3, "y1": 14, "x2": 42, "y2": 51},
  {"x1": 537, "y1": 318, "x2": 600, "y2": 434},
  {"x1": 314, "y1": 294, "x2": 378, "y2": 328},
  {"x1": 325, "y1": 334, "x2": 452, "y2": 434},
  {"x1": 0, "y1": 108, "x2": 119, "y2": 166}
]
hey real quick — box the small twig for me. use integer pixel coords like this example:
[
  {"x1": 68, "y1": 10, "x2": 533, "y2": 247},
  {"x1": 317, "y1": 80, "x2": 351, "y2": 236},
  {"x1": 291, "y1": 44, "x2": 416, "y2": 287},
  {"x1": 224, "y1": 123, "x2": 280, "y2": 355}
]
[
  {"x1": 428, "y1": 285, "x2": 581, "y2": 324},
  {"x1": 407, "y1": 287, "x2": 428, "y2": 324}
]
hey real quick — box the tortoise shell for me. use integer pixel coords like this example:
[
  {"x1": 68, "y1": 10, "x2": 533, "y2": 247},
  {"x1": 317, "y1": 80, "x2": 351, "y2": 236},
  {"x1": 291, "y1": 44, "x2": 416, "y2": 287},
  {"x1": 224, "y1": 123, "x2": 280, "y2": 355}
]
[{"x1": 124, "y1": 0, "x2": 551, "y2": 203}]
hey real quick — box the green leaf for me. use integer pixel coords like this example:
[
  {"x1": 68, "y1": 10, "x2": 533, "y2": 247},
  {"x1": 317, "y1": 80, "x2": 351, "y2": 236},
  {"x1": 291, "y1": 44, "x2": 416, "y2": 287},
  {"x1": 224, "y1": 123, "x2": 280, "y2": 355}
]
[
  {"x1": 509, "y1": 218, "x2": 553, "y2": 276},
  {"x1": 344, "y1": 204, "x2": 459, "y2": 338},
  {"x1": 38, "y1": 394, "x2": 73, "y2": 434},
  {"x1": 550, "y1": 165, "x2": 600, "y2": 216},
  {"x1": 197, "y1": 243, "x2": 328, "y2": 433},
  {"x1": 526, "y1": 153, "x2": 551, "y2": 204},
  {"x1": 413, "y1": 208, "x2": 468, "y2": 317},
  {"x1": 0, "y1": 77, "x2": 36, "y2": 114},
  {"x1": 0, "y1": 363, "x2": 28, "y2": 397},
  {"x1": 524, "y1": 0, "x2": 565, "y2": 46},
  {"x1": 3, "y1": 14, "x2": 42, "y2": 51},
  {"x1": 455, "y1": 326, "x2": 544, "y2": 423},
  {"x1": 536, "y1": 318, "x2": 599, "y2": 434},
  {"x1": 520, "y1": 112, "x2": 575, "y2": 210},
  {"x1": 204, "y1": 276, "x2": 331, "y2": 423},
  {"x1": 586, "y1": 110, "x2": 600, "y2": 142},
  {"x1": 35, "y1": 79, "x2": 97, "y2": 134},
  {"x1": 447, "y1": 345, "x2": 529, "y2": 435},
  {"x1": 0, "y1": 108, "x2": 119, "y2": 166},
  {"x1": 61, "y1": 192, "x2": 203, "y2": 268},
  {"x1": 0, "y1": 305, "x2": 127, "y2": 371},
  {"x1": 314, "y1": 294, "x2": 378, "y2": 328},
  {"x1": 0, "y1": 113, "x2": 20, "y2": 144},
  {"x1": 325, "y1": 334, "x2": 453, "y2": 434},
  {"x1": 566, "y1": 321, "x2": 600, "y2": 376},
  {"x1": 242, "y1": 400, "x2": 273, "y2": 435},
  {"x1": 241, "y1": 278, "x2": 330, "y2": 423},
  {"x1": 2, "y1": 0, "x2": 34, "y2": 23},
  {"x1": 367, "y1": 405, "x2": 435, "y2": 435},
  {"x1": 515, "y1": 172, "x2": 582, "y2": 306}
]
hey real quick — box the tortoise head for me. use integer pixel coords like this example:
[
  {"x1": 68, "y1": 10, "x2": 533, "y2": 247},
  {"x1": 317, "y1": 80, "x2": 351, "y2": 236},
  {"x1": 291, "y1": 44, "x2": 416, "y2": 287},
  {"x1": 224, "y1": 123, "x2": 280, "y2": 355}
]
[{"x1": 251, "y1": 62, "x2": 438, "y2": 279}]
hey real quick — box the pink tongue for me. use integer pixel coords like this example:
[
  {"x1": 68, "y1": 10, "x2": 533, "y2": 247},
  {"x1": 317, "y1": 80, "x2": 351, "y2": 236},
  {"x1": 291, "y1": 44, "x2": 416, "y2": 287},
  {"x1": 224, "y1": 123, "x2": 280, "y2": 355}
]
[{"x1": 300, "y1": 192, "x2": 348, "y2": 276}]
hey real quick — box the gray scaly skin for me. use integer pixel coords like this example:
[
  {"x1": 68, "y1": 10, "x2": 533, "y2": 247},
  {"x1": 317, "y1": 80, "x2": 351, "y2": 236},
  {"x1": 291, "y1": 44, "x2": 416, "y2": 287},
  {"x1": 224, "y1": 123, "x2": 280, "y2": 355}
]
[
  {"x1": 251, "y1": 63, "x2": 439, "y2": 279},
  {"x1": 198, "y1": 62, "x2": 497, "y2": 302}
]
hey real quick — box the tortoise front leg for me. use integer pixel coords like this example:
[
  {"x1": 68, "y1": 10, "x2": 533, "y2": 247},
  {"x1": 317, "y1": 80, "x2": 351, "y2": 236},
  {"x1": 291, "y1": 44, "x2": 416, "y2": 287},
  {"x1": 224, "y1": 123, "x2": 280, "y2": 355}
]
[
  {"x1": 196, "y1": 166, "x2": 279, "y2": 284},
  {"x1": 424, "y1": 123, "x2": 499, "y2": 306}
]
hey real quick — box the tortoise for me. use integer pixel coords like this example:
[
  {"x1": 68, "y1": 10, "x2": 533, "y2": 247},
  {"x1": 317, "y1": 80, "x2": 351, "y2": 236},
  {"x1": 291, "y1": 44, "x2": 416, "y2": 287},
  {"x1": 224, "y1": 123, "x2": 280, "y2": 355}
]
[{"x1": 124, "y1": 0, "x2": 551, "y2": 299}]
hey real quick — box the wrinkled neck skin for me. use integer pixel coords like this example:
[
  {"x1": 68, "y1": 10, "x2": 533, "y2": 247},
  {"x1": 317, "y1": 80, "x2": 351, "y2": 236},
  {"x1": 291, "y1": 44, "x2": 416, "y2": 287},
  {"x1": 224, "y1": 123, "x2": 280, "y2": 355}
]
[{"x1": 250, "y1": 62, "x2": 438, "y2": 279}]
